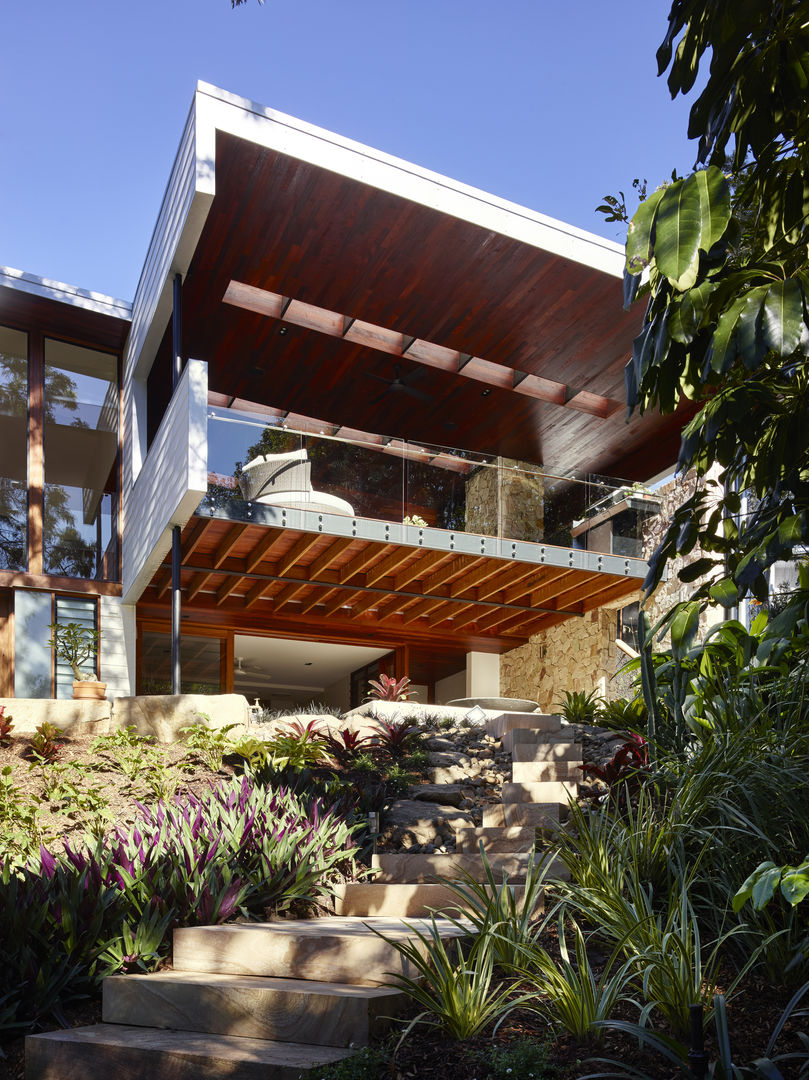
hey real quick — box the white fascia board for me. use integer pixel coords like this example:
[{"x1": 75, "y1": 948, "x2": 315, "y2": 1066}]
[
  {"x1": 195, "y1": 81, "x2": 625, "y2": 277},
  {"x1": 0, "y1": 265, "x2": 132, "y2": 320}
]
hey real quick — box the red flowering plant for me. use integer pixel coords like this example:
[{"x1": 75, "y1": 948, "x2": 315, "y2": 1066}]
[
  {"x1": 579, "y1": 733, "x2": 650, "y2": 810},
  {"x1": 365, "y1": 674, "x2": 414, "y2": 702}
]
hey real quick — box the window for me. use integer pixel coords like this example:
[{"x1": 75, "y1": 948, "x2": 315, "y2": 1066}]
[
  {"x1": 53, "y1": 596, "x2": 98, "y2": 698},
  {"x1": 43, "y1": 339, "x2": 119, "y2": 580},
  {"x1": 617, "y1": 602, "x2": 640, "y2": 653},
  {"x1": 139, "y1": 631, "x2": 223, "y2": 695},
  {"x1": 0, "y1": 325, "x2": 28, "y2": 571}
]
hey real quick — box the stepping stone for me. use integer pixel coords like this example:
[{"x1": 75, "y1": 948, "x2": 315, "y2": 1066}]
[
  {"x1": 334, "y1": 882, "x2": 485, "y2": 918},
  {"x1": 455, "y1": 826, "x2": 539, "y2": 853},
  {"x1": 511, "y1": 760, "x2": 583, "y2": 783},
  {"x1": 501, "y1": 780, "x2": 577, "y2": 804},
  {"x1": 103, "y1": 971, "x2": 405, "y2": 1047},
  {"x1": 371, "y1": 851, "x2": 567, "y2": 883},
  {"x1": 501, "y1": 728, "x2": 577, "y2": 753},
  {"x1": 503, "y1": 802, "x2": 570, "y2": 827},
  {"x1": 487, "y1": 712, "x2": 561, "y2": 739},
  {"x1": 25, "y1": 1024, "x2": 353, "y2": 1080},
  {"x1": 482, "y1": 802, "x2": 559, "y2": 829},
  {"x1": 334, "y1": 881, "x2": 529, "y2": 917},
  {"x1": 511, "y1": 741, "x2": 583, "y2": 762},
  {"x1": 172, "y1": 917, "x2": 468, "y2": 986}
]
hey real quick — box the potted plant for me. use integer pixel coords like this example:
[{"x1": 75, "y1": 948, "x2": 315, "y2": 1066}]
[{"x1": 47, "y1": 621, "x2": 106, "y2": 700}]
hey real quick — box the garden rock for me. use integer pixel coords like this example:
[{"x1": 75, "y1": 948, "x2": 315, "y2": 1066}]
[
  {"x1": 408, "y1": 784, "x2": 464, "y2": 808},
  {"x1": 380, "y1": 799, "x2": 473, "y2": 847}
]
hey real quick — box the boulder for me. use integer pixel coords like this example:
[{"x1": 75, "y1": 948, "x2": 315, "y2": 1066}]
[
  {"x1": 409, "y1": 784, "x2": 464, "y2": 808},
  {"x1": 110, "y1": 694, "x2": 250, "y2": 744},
  {"x1": 0, "y1": 697, "x2": 111, "y2": 736}
]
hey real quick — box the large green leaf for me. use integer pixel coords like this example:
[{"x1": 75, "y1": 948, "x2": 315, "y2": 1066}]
[
  {"x1": 653, "y1": 178, "x2": 703, "y2": 291},
  {"x1": 709, "y1": 287, "x2": 768, "y2": 373},
  {"x1": 693, "y1": 166, "x2": 732, "y2": 251},
  {"x1": 626, "y1": 186, "x2": 666, "y2": 275},
  {"x1": 669, "y1": 600, "x2": 700, "y2": 659},
  {"x1": 761, "y1": 278, "x2": 804, "y2": 356}
]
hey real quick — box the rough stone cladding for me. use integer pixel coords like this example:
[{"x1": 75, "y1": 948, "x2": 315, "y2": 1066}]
[
  {"x1": 500, "y1": 470, "x2": 721, "y2": 707},
  {"x1": 465, "y1": 459, "x2": 544, "y2": 543}
]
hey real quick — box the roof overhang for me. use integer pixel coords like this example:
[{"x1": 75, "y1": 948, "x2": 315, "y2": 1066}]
[{"x1": 130, "y1": 82, "x2": 693, "y2": 483}]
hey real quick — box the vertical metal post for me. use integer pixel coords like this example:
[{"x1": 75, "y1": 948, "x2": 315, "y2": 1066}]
[
  {"x1": 688, "y1": 1003, "x2": 709, "y2": 1080},
  {"x1": 171, "y1": 524, "x2": 182, "y2": 694},
  {"x1": 171, "y1": 273, "x2": 183, "y2": 694}
]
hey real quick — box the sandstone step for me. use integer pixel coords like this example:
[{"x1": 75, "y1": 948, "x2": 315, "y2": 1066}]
[
  {"x1": 455, "y1": 826, "x2": 538, "y2": 853},
  {"x1": 25, "y1": 1024, "x2": 352, "y2": 1080},
  {"x1": 371, "y1": 851, "x2": 567, "y2": 883},
  {"x1": 334, "y1": 880, "x2": 530, "y2": 917},
  {"x1": 487, "y1": 712, "x2": 561, "y2": 738},
  {"x1": 334, "y1": 881, "x2": 495, "y2": 917},
  {"x1": 501, "y1": 780, "x2": 577, "y2": 804},
  {"x1": 511, "y1": 760, "x2": 583, "y2": 783},
  {"x1": 103, "y1": 970, "x2": 405, "y2": 1048},
  {"x1": 501, "y1": 727, "x2": 576, "y2": 752},
  {"x1": 482, "y1": 802, "x2": 560, "y2": 829},
  {"x1": 171, "y1": 917, "x2": 468, "y2": 986},
  {"x1": 511, "y1": 741, "x2": 583, "y2": 762},
  {"x1": 503, "y1": 802, "x2": 571, "y2": 827}
]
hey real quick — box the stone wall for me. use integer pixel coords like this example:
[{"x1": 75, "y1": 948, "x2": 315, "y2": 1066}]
[
  {"x1": 465, "y1": 459, "x2": 544, "y2": 542},
  {"x1": 501, "y1": 469, "x2": 722, "y2": 706}
]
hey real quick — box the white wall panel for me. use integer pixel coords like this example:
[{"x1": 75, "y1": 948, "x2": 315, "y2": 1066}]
[{"x1": 122, "y1": 359, "x2": 208, "y2": 603}]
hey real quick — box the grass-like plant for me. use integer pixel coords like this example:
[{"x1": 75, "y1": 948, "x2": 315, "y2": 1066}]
[
  {"x1": 375, "y1": 919, "x2": 532, "y2": 1041},
  {"x1": 438, "y1": 842, "x2": 554, "y2": 972},
  {"x1": 516, "y1": 916, "x2": 638, "y2": 1043}
]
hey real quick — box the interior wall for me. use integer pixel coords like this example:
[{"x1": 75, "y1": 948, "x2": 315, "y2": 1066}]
[
  {"x1": 322, "y1": 675, "x2": 351, "y2": 712},
  {"x1": 434, "y1": 668, "x2": 465, "y2": 705}
]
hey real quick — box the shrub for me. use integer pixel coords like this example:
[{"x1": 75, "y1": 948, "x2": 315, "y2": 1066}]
[
  {"x1": 28, "y1": 722, "x2": 65, "y2": 763},
  {"x1": 0, "y1": 706, "x2": 13, "y2": 747},
  {"x1": 372, "y1": 719, "x2": 421, "y2": 761},
  {"x1": 556, "y1": 688, "x2": 602, "y2": 725}
]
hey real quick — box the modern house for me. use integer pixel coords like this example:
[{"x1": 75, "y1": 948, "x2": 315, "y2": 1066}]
[{"x1": 0, "y1": 83, "x2": 692, "y2": 711}]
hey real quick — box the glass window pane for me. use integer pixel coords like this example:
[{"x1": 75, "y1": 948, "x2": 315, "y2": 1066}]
[
  {"x1": 0, "y1": 326, "x2": 28, "y2": 571},
  {"x1": 54, "y1": 595, "x2": 98, "y2": 698},
  {"x1": 43, "y1": 339, "x2": 119, "y2": 580},
  {"x1": 14, "y1": 591, "x2": 52, "y2": 697},
  {"x1": 139, "y1": 631, "x2": 222, "y2": 695}
]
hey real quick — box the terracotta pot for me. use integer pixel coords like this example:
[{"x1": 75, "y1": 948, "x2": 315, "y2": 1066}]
[{"x1": 72, "y1": 680, "x2": 108, "y2": 701}]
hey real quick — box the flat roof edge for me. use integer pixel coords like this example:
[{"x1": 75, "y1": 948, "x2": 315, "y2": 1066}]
[
  {"x1": 195, "y1": 81, "x2": 626, "y2": 277},
  {"x1": 0, "y1": 265, "x2": 132, "y2": 320}
]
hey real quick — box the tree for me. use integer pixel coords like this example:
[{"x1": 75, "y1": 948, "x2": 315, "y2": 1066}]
[{"x1": 620, "y1": 0, "x2": 809, "y2": 625}]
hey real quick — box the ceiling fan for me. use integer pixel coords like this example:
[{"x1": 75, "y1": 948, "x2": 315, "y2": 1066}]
[
  {"x1": 234, "y1": 657, "x2": 275, "y2": 685},
  {"x1": 364, "y1": 363, "x2": 431, "y2": 406}
]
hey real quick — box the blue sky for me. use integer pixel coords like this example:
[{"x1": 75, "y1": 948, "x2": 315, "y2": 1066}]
[{"x1": 2, "y1": 0, "x2": 698, "y2": 301}]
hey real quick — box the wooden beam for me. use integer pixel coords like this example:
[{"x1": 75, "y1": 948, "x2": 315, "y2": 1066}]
[
  {"x1": 421, "y1": 555, "x2": 481, "y2": 593},
  {"x1": 273, "y1": 580, "x2": 309, "y2": 612},
  {"x1": 393, "y1": 550, "x2": 449, "y2": 591},
  {"x1": 213, "y1": 524, "x2": 249, "y2": 569},
  {"x1": 216, "y1": 574, "x2": 246, "y2": 606},
  {"x1": 187, "y1": 571, "x2": 214, "y2": 602},
  {"x1": 245, "y1": 529, "x2": 286, "y2": 573},
  {"x1": 276, "y1": 533, "x2": 322, "y2": 577},
  {"x1": 155, "y1": 568, "x2": 173, "y2": 599},
  {"x1": 306, "y1": 536, "x2": 354, "y2": 579},
  {"x1": 182, "y1": 518, "x2": 211, "y2": 562},
  {"x1": 297, "y1": 585, "x2": 338, "y2": 616},
  {"x1": 321, "y1": 588, "x2": 362, "y2": 618},
  {"x1": 340, "y1": 542, "x2": 387, "y2": 584},
  {"x1": 400, "y1": 594, "x2": 453, "y2": 625},
  {"x1": 244, "y1": 578, "x2": 274, "y2": 610},
  {"x1": 363, "y1": 546, "x2": 415, "y2": 586}
]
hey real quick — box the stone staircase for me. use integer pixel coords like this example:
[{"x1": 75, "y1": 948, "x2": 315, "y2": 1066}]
[{"x1": 25, "y1": 710, "x2": 581, "y2": 1078}]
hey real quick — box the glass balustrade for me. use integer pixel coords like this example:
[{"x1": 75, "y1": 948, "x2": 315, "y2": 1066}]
[{"x1": 202, "y1": 405, "x2": 660, "y2": 558}]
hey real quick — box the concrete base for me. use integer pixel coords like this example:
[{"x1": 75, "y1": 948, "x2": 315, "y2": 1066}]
[
  {"x1": 110, "y1": 694, "x2": 250, "y2": 743},
  {"x1": 487, "y1": 712, "x2": 562, "y2": 738}
]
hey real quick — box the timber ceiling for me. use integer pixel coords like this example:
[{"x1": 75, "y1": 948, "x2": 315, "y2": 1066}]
[
  {"x1": 150, "y1": 131, "x2": 694, "y2": 482},
  {"x1": 141, "y1": 515, "x2": 641, "y2": 652}
]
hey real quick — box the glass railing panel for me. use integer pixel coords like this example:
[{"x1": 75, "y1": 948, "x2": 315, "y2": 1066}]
[{"x1": 204, "y1": 404, "x2": 661, "y2": 556}]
